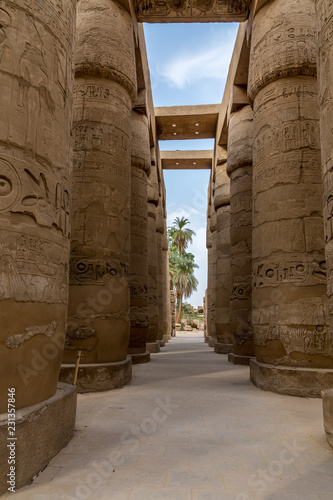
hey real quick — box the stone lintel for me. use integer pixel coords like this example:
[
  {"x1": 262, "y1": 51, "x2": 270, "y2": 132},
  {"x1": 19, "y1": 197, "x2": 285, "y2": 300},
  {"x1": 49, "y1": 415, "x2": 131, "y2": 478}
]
[
  {"x1": 156, "y1": 105, "x2": 219, "y2": 140},
  {"x1": 59, "y1": 357, "x2": 132, "y2": 393},
  {"x1": 0, "y1": 383, "x2": 76, "y2": 495},
  {"x1": 161, "y1": 150, "x2": 213, "y2": 170},
  {"x1": 134, "y1": 0, "x2": 250, "y2": 23},
  {"x1": 250, "y1": 360, "x2": 333, "y2": 398}
]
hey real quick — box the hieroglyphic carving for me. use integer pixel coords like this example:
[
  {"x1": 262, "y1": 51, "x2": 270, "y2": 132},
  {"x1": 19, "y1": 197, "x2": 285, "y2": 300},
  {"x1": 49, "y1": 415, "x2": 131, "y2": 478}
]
[
  {"x1": 231, "y1": 283, "x2": 251, "y2": 301},
  {"x1": 0, "y1": 156, "x2": 70, "y2": 237},
  {"x1": 70, "y1": 258, "x2": 129, "y2": 285},
  {"x1": 253, "y1": 260, "x2": 326, "y2": 288},
  {"x1": 134, "y1": 0, "x2": 250, "y2": 21},
  {"x1": 0, "y1": 230, "x2": 68, "y2": 303},
  {"x1": 316, "y1": 0, "x2": 333, "y2": 309},
  {"x1": 248, "y1": 4, "x2": 317, "y2": 101}
]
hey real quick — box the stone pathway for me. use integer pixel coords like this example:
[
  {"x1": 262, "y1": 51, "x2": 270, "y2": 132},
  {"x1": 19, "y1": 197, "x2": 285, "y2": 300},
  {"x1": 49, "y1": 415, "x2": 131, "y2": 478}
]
[{"x1": 6, "y1": 334, "x2": 333, "y2": 500}]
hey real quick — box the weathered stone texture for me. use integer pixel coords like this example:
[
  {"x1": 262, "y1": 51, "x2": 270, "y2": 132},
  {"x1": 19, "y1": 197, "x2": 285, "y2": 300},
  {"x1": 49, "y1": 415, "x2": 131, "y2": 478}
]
[
  {"x1": 215, "y1": 162, "x2": 232, "y2": 345},
  {"x1": 0, "y1": 0, "x2": 76, "y2": 412},
  {"x1": 134, "y1": 0, "x2": 251, "y2": 23},
  {"x1": 227, "y1": 105, "x2": 254, "y2": 357},
  {"x1": 249, "y1": 0, "x2": 332, "y2": 369},
  {"x1": 147, "y1": 150, "x2": 159, "y2": 344},
  {"x1": 0, "y1": 383, "x2": 76, "y2": 495},
  {"x1": 64, "y1": 0, "x2": 137, "y2": 368},
  {"x1": 128, "y1": 110, "x2": 150, "y2": 356},
  {"x1": 322, "y1": 389, "x2": 333, "y2": 449},
  {"x1": 316, "y1": 0, "x2": 333, "y2": 350},
  {"x1": 156, "y1": 197, "x2": 166, "y2": 341}
]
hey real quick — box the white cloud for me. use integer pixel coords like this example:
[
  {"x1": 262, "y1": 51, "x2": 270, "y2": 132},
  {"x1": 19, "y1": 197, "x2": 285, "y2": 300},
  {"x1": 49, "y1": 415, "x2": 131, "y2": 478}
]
[
  {"x1": 167, "y1": 205, "x2": 201, "y2": 226},
  {"x1": 156, "y1": 33, "x2": 236, "y2": 89}
]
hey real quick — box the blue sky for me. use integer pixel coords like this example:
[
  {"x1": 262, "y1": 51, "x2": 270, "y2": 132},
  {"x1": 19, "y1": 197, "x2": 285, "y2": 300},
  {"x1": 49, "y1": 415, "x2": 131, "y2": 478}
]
[{"x1": 143, "y1": 22, "x2": 238, "y2": 307}]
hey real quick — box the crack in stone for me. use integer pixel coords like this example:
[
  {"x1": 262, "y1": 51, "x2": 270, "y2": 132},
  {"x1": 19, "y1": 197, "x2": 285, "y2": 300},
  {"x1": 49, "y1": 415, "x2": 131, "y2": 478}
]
[{"x1": 5, "y1": 321, "x2": 58, "y2": 349}]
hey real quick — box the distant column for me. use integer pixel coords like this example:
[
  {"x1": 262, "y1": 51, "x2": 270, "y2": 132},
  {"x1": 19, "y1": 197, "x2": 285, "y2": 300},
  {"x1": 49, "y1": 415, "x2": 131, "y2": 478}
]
[
  {"x1": 147, "y1": 148, "x2": 160, "y2": 353},
  {"x1": 208, "y1": 191, "x2": 217, "y2": 348},
  {"x1": 248, "y1": 0, "x2": 333, "y2": 397},
  {"x1": 214, "y1": 161, "x2": 233, "y2": 354},
  {"x1": 162, "y1": 210, "x2": 171, "y2": 342},
  {"x1": 61, "y1": 0, "x2": 137, "y2": 390},
  {"x1": 128, "y1": 110, "x2": 150, "y2": 364},
  {"x1": 206, "y1": 178, "x2": 214, "y2": 344},
  {"x1": 156, "y1": 193, "x2": 166, "y2": 346},
  {"x1": 227, "y1": 105, "x2": 255, "y2": 365}
]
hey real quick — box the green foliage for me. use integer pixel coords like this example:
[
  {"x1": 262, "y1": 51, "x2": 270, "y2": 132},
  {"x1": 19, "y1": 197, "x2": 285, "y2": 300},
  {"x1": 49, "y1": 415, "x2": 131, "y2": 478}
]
[
  {"x1": 168, "y1": 217, "x2": 199, "y2": 323},
  {"x1": 168, "y1": 216, "x2": 196, "y2": 257}
]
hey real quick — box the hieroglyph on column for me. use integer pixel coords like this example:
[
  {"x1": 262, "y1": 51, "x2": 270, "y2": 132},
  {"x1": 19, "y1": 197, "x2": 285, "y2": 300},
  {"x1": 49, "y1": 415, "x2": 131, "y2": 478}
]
[
  {"x1": 65, "y1": 0, "x2": 137, "y2": 365},
  {"x1": 0, "y1": 0, "x2": 76, "y2": 412},
  {"x1": 248, "y1": 0, "x2": 332, "y2": 367}
]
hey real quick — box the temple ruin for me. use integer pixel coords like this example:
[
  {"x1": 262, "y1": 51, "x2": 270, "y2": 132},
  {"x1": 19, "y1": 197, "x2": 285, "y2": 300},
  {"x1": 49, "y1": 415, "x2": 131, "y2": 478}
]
[{"x1": 1, "y1": 0, "x2": 333, "y2": 494}]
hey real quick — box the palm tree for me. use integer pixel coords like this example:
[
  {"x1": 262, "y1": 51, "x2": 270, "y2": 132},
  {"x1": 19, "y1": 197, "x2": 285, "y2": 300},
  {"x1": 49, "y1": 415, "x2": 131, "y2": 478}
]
[
  {"x1": 171, "y1": 252, "x2": 199, "y2": 324},
  {"x1": 168, "y1": 217, "x2": 196, "y2": 257}
]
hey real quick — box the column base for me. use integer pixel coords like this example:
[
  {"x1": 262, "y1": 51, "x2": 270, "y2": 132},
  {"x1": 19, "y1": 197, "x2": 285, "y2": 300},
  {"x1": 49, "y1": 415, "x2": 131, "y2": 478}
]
[
  {"x1": 159, "y1": 340, "x2": 166, "y2": 348},
  {"x1": 204, "y1": 336, "x2": 210, "y2": 344},
  {"x1": 250, "y1": 359, "x2": 333, "y2": 398},
  {"x1": 214, "y1": 343, "x2": 233, "y2": 354},
  {"x1": 0, "y1": 382, "x2": 76, "y2": 495},
  {"x1": 208, "y1": 337, "x2": 217, "y2": 348},
  {"x1": 130, "y1": 351, "x2": 151, "y2": 365},
  {"x1": 322, "y1": 390, "x2": 333, "y2": 450},
  {"x1": 163, "y1": 335, "x2": 170, "y2": 343},
  {"x1": 146, "y1": 341, "x2": 160, "y2": 353},
  {"x1": 59, "y1": 356, "x2": 132, "y2": 393},
  {"x1": 228, "y1": 353, "x2": 254, "y2": 365}
]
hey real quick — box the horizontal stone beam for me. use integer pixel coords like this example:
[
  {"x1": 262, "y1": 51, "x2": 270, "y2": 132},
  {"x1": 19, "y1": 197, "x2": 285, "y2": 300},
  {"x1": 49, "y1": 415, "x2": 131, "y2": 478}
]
[
  {"x1": 155, "y1": 105, "x2": 220, "y2": 140},
  {"x1": 160, "y1": 150, "x2": 213, "y2": 169},
  {"x1": 134, "y1": 0, "x2": 250, "y2": 23}
]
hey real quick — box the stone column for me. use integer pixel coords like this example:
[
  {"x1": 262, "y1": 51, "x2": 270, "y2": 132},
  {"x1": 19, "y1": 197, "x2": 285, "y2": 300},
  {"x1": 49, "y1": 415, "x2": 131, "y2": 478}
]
[
  {"x1": 0, "y1": 1, "x2": 76, "y2": 493},
  {"x1": 208, "y1": 193, "x2": 218, "y2": 348},
  {"x1": 206, "y1": 186, "x2": 213, "y2": 343},
  {"x1": 227, "y1": 105, "x2": 255, "y2": 365},
  {"x1": 170, "y1": 289, "x2": 176, "y2": 336},
  {"x1": 128, "y1": 110, "x2": 150, "y2": 365},
  {"x1": 162, "y1": 207, "x2": 171, "y2": 342},
  {"x1": 61, "y1": 0, "x2": 137, "y2": 391},
  {"x1": 147, "y1": 149, "x2": 160, "y2": 353},
  {"x1": 204, "y1": 291, "x2": 208, "y2": 342},
  {"x1": 248, "y1": 0, "x2": 333, "y2": 397},
  {"x1": 156, "y1": 193, "x2": 166, "y2": 347},
  {"x1": 214, "y1": 161, "x2": 233, "y2": 354},
  {"x1": 316, "y1": 0, "x2": 333, "y2": 370}
]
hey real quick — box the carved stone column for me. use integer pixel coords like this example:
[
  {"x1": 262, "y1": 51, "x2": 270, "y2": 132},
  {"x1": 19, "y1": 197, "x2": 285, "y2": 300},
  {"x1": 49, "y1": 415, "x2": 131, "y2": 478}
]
[
  {"x1": 316, "y1": 0, "x2": 333, "y2": 375},
  {"x1": 170, "y1": 289, "x2": 176, "y2": 337},
  {"x1": 248, "y1": 0, "x2": 333, "y2": 397},
  {"x1": 60, "y1": 0, "x2": 137, "y2": 391},
  {"x1": 128, "y1": 110, "x2": 150, "y2": 364},
  {"x1": 156, "y1": 193, "x2": 166, "y2": 347},
  {"x1": 208, "y1": 193, "x2": 217, "y2": 348},
  {"x1": 0, "y1": 0, "x2": 76, "y2": 493},
  {"x1": 227, "y1": 105, "x2": 255, "y2": 365},
  {"x1": 214, "y1": 161, "x2": 233, "y2": 354},
  {"x1": 162, "y1": 215, "x2": 171, "y2": 342},
  {"x1": 147, "y1": 149, "x2": 160, "y2": 353},
  {"x1": 206, "y1": 180, "x2": 213, "y2": 344}
]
